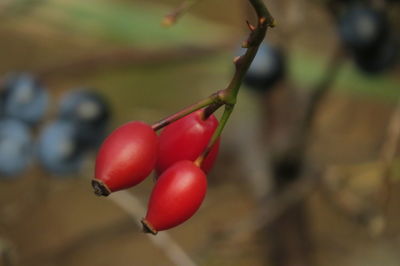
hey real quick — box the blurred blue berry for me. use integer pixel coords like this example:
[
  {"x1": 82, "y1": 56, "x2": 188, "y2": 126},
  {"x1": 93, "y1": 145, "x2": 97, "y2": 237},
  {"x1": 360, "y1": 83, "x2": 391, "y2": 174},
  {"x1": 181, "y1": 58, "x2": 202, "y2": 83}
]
[
  {"x1": 3, "y1": 73, "x2": 49, "y2": 126},
  {"x1": 338, "y1": 6, "x2": 388, "y2": 53},
  {"x1": 243, "y1": 43, "x2": 285, "y2": 92},
  {"x1": 58, "y1": 89, "x2": 110, "y2": 148},
  {"x1": 37, "y1": 120, "x2": 85, "y2": 175},
  {"x1": 0, "y1": 118, "x2": 32, "y2": 178}
]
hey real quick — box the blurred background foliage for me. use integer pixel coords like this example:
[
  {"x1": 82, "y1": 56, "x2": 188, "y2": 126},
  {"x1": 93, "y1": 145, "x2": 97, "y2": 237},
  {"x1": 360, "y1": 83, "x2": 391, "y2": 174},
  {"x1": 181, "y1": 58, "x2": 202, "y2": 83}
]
[{"x1": 0, "y1": 0, "x2": 400, "y2": 266}]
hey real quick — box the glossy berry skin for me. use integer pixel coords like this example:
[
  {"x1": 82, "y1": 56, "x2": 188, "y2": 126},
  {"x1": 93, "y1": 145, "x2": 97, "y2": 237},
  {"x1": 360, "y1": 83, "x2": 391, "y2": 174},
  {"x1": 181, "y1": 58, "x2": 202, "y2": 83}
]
[
  {"x1": 156, "y1": 109, "x2": 220, "y2": 175},
  {"x1": 0, "y1": 119, "x2": 32, "y2": 177},
  {"x1": 58, "y1": 89, "x2": 110, "y2": 148},
  {"x1": 243, "y1": 43, "x2": 285, "y2": 92},
  {"x1": 142, "y1": 160, "x2": 207, "y2": 234},
  {"x1": 37, "y1": 120, "x2": 84, "y2": 175},
  {"x1": 3, "y1": 73, "x2": 49, "y2": 126},
  {"x1": 94, "y1": 121, "x2": 158, "y2": 195}
]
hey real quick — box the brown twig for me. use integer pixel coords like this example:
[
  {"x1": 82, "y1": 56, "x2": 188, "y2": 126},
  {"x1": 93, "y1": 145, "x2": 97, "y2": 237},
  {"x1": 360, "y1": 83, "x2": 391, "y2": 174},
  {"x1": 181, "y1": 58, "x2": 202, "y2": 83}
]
[
  {"x1": 109, "y1": 191, "x2": 198, "y2": 266},
  {"x1": 380, "y1": 99, "x2": 400, "y2": 167},
  {"x1": 0, "y1": 238, "x2": 16, "y2": 266},
  {"x1": 199, "y1": 167, "x2": 321, "y2": 247},
  {"x1": 25, "y1": 218, "x2": 136, "y2": 265},
  {"x1": 232, "y1": 169, "x2": 321, "y2": 242},
  {"x1": 24, "y1": 190, "x2": 197, "y2": 266},
  {"x1": 148, "y1": 0, "x2": 274, "y2": 164},
  {"x1": 304, "y1": 46, "x2": 345, "y2": 129},
  {"x1": 379, "y1": 97, "x2": 400, "y2": 210},
  {"x1": 162, "y1": 0, "x2": 201, "y2": 27},
  {"x1": 319, "y1": 88, "x2": 400, "y2": 233},
  {"x1": 283, "y1": 46, "x2": 344, "y2": 171},
  {"x1": 91, "y1": 0, "x2": 274, "y2": 197},
  {"x1": 250, "y1": 33, "x2": 345, "y2": 266}
]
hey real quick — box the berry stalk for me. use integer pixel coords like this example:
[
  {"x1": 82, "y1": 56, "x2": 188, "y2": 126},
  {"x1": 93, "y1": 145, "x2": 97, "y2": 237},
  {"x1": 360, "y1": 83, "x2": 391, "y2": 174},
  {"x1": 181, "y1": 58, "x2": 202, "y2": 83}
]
[
  {"x1": 152, "y1": 0, "x2": 275, "y2": 157},
  {"x1": 197, "y1": 0, "x2": 275, "y2": 164},
  {"x1": 151, "y1": 91, "x2": 222, "y2": 131}
]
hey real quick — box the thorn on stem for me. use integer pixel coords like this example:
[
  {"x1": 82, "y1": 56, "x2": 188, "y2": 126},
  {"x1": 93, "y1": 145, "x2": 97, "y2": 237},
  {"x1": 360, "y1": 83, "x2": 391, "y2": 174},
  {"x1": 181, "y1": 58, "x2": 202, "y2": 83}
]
[
  {"x1": 233, "y1": 56, "x2": 241, "y2": 64},
  {"x1": 258, "y1": 17, "x2": 276, "y2": 28},
  {"x1": 269, "y1": 18, "x2": 276, "y2": 28},
  {"x1": 246, "y1": 20, "x2": 256, "y2": 31}
]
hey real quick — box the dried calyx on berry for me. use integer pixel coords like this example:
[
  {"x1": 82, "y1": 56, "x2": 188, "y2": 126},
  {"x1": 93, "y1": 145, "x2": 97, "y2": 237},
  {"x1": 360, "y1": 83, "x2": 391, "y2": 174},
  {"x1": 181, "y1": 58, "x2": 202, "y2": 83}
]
[
  {"x1": 93, "y1": 121, "x2": 158, "y2": 196},
  {"x1": 142, "y1": 160, "x2": 207, "y2": 235}
]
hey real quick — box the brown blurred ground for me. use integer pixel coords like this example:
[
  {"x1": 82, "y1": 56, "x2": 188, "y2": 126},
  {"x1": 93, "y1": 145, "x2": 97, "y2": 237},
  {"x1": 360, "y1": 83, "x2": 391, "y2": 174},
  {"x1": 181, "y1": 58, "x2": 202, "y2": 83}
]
[{"x1": 0, "y1": 1, "x2": 400, "y2": 266}]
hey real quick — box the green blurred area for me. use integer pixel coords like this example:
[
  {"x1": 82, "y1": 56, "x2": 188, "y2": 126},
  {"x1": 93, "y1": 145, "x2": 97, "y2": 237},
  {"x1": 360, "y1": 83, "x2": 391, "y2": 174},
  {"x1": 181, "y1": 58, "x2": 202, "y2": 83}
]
[
  {"x1": 30, "y1": 0, "x2": 231, "y2": 47},
  {"x1": 0, "y1": 1, "x2": 400, "y2": 266},
  {"x1": 0, "y1": 0, "x2": 235, "y2": 124},
  {"x1": 290, "y1": 50, "x2": 400, "y2": 101},
  {"x1": 1, "y1": 0, "x2": 398, "y2": 105}
]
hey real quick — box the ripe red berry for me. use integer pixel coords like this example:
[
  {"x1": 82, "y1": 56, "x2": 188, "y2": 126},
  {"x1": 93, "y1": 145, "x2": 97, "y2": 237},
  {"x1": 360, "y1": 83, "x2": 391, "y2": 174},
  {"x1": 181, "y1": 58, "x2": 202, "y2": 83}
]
[
  {"x1": 156, "y1": 109, "x2": 220, "y2": 175},
  {"x1": 92, "y1": 121, "x2": 158, "y2": 196},
  {"x1": 142, "y1": 160, "x2": 207, "y2": 234}
]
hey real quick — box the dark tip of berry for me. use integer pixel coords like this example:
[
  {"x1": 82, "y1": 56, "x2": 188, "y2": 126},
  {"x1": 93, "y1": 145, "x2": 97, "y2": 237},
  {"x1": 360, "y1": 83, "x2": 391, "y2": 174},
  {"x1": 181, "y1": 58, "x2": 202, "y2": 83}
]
[
  {"x1": 91, "y1": 179, "x2": 111, "y2": 197},
  {"x1": 141, "y1": 219, "x2": 158, "y2": 235}
]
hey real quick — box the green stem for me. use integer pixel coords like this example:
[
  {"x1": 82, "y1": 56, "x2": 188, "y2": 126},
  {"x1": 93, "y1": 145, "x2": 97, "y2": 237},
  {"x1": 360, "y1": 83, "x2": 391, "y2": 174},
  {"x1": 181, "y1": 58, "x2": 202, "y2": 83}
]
[
  {"x1": 196, "y1": 0, "x2": 273, "y2": 165},
  {"x1": 153, "y1": 0, "x2": 274, "y2": 165},
  {"x1": 152, "y1": 91, "x2": 222, "y2": 131},
  {"x1": 195, "y1": 104, "x2": 234, "y2": 166},
  {"x1": 223, "y1": 0, "x2": 272, "y2": 103}
]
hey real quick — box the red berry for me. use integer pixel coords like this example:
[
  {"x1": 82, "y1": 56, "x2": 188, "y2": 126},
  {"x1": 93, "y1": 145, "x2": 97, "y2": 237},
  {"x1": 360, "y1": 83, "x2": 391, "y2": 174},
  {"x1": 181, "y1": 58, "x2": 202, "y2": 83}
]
[
  {"x1": 156, "y1": 109, "x2": 220, "y2": 175},
  {"x1": 93, "y1": 121, "x2": 158, "y2": 196},
  {"x1": 142, "y1": 160, "x2": 207, "y2": 234}
]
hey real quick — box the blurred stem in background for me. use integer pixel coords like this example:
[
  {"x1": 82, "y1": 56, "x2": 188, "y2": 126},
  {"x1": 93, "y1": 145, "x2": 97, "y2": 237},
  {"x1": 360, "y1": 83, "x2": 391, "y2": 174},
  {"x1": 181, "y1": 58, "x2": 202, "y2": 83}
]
[
  {"x1": 237, "y1": 0, "x2": 347, "y2": 265},
  {"x1": 0, "y1": 238, "x2": 16, "y2": 266},
  {"x1": 264, "y1": 46, "x2": 344, "y2": 266}
]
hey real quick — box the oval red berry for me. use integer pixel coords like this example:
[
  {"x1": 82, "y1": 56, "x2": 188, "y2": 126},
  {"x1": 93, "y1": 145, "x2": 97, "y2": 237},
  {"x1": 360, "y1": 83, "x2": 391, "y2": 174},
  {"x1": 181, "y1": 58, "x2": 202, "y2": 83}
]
[
  {"x1": 142, "y1": 160, "x2": 207, "y2": 234},
  {"x1": 156, "y1": 109, "x2": 220, "y2": 175},
  {"x1": 94, "y1": 121, "x2": 158, "y2": 195}
]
